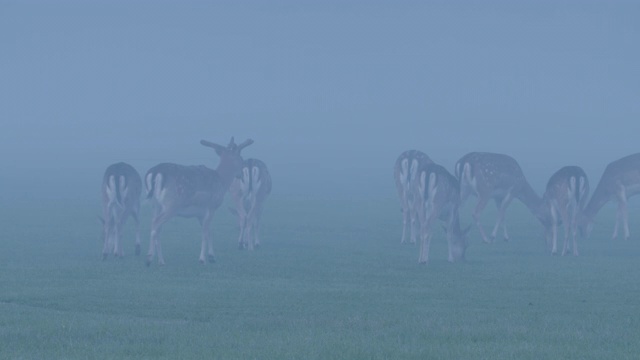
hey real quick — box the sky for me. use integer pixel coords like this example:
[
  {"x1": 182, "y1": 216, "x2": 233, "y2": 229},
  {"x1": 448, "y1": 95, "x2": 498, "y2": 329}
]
[{"x1": 1, "y1": 0, "x2": 639, "y2": 200}]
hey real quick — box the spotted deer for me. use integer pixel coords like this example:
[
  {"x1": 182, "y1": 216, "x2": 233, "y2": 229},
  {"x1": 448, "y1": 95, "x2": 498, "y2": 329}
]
[
  {"x1": 229, "y1": 158, "x2": 272, "y2": 250},
  {"x1": 100, "y1": 162, "x2": 142, "y2": 259},
  {"x1": 414, "y1": 162, "x2": 470, "y2": 264},
  {"x1": 542, "y1": 166, "x2": 589, "y2": 256},
  {"x1": 580, "y1": 153, "x2": 640, "y2": 240},
  {"x1": 144, "y1": 137, "x2": 253, "y2": 265},
  {"x1": 455, "y1": 152, "x2": 547, "y2": 243},
  {"x1": 394, "y1": 150, "x2": 433, "y2": 244}
]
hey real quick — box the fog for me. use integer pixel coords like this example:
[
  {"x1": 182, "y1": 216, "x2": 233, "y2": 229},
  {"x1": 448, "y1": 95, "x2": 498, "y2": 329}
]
[{"x1": 1, "y1": 1, "x2": 639, "y2": 201}]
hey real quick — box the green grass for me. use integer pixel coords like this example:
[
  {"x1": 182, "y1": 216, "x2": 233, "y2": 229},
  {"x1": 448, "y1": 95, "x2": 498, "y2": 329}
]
[{"x1": 1, "y1": 196, "x2": 640, "y2": 359}]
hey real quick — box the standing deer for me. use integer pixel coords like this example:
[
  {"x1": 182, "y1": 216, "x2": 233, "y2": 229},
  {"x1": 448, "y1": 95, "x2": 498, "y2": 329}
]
[
  {"x1": 229, "y1": 158, "x2": 272, "y2": 250},
  {"x1": 144, "y1": 137, "x2": 253, "y2": 265},
  {"x1": 455, "y1": 152, "x2": 547, "y2": 243},
  {"x1": 580, "y1": 153, "x2": 640, "y2": 240},
  {"x1": 100, "y1": 162, "x2": 142, "y2": 259},
  {"x1": 414, "y1": 162, "x2": 469, "y2": 264},
  {"x1": 394, "y1": 150, "x2": 433, "y2": 244},
  {"x1": 542, "y1": 166, "x2": 589, "y2": 256}
]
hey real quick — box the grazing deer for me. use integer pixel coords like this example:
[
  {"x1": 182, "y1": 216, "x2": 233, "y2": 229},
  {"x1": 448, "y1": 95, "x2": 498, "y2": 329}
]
[
  {"x1": 144, "y1": 137, "x2": 253, "y2": 265},
  {"x1": 394, "y1": 150, "x2": 433, "y2": 244},
  {"x1": 542, "y1": 166, "x2": 589, "y2": 256},
  {"x1": 100, "y1": 162, "x2": 142, "y2": 259},
  {"x1": 455, "y1": 152, "x2": 547, "y2": 243},
  {"x1": 229, "y1": 158, "x2": 272, "y2": 250},
  {"x1": 580, "y1": 153, "x2": 640, "y2": 240},
  {"x1": 414, "y1": 163, "x2": 470, "y2": 264}
]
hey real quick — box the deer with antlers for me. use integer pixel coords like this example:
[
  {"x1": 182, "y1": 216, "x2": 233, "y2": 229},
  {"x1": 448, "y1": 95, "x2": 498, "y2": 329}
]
[
  {"x1": 100, "y1": 162, "x2": 142, "y2": 259},
  {"x1": 394, "y1": 150, "x2": 433, "y2": 244},
  {"x1": 144, "y1": 137, "x2": 253, "y2": 265},
  {"x1": 414, "y1": 162, "x2": 470, "y2": 264},
  {"x1": 542, "y1": 166, "x2": 589, "y2": 256},
  {"x1": 455, "y1": 152, "x2": 548, "y2": 243},
  {"x1": 229, "y1": 158, "x2": 272, "y2": 250},
  {"x1": 580, "y1": 153, "x2": 640, "y2": 240}
]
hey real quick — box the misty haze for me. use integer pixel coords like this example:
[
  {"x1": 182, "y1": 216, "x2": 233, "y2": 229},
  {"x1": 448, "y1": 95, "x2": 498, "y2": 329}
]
[{"x1": 1, "y1": 1, "x2": 640, "y2": 359}]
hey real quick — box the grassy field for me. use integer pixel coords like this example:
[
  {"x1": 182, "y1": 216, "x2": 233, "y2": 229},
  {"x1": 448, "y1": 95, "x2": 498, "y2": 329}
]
[{"x1": 1, "y1": 195, "x2": 640, "y2": 359}]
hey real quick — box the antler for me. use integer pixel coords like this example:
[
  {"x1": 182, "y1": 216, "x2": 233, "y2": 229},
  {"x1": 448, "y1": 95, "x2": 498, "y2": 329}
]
[
  {"x1": 237, "y1": 139, "x2": 254, "y2": 151},
  {"x1": 200, "y1": 140, "x2": 224, "y2": 152}
]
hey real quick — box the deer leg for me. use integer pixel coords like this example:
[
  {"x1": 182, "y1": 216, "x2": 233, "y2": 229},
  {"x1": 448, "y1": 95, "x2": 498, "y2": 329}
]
[
  {"x1": 418, "y1": 209, "x2": 437, "y2": 264},
  {"x1": 409, "y1": 200, "x2": 420, "y2": 245},
  {"x1": 102, "y1": 220, "x2": 111, "y2": 261},
  {"x1": 199, "y1": 210, "x2": 216, "y2": 263},
  {"x1": 570, "y1": 204, "x2": 579, "y2": 256},
  {"x1": 617, "y1": 187, "x2": 630, "y2": 240},
  {"x1": 254, "y1": 208, "x2": 263, "y2": 248},
  {"x1": 491, "y1": 194, "x2": 513, "y2": 242},
  {"x1": 550, "y1": 205, "x2": 558, "y2": 255},
  {"x1": 611, "y1": 202, "x2": 622, "y2": 240},
  {"x1": 561, "y1": 205, "x2": 571, "y2": 256},
  {"x1": 237, "y1": 213, "x2": 247, "y2": 249},
  {"x1": 148, "y1": 209, "x2": 171, "y2": 266},
  {"x1": 246, "y1": 217, "x2": 256, "y2": 251},
  {"x1": 446, "y1": 216, "x2": 455, "y2": 263},
  {"x1": 114, "y1": 216, "x2": 123, "y2": 257},
  {"x1": 472, "y1": 197, "x2": 491, "y2": 243},
  {"x1": 400, "y1": 195, "x2": 410, "y2": 244},
  {"x1": 132, "y1": 209, "x2": 141, "y2": 256},
  {"x1": 418, "y1": 229, "x2": 432, "y2": 264}
]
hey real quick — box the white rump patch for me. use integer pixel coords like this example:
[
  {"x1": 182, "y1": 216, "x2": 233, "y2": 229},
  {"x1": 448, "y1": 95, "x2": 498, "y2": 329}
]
[
  {"x1": 240, "y1": 167, "x2": 251, "y2": 193},
  {"x1": 418, "y1": 171, "x2": 426, "y2": 198},
  {"x1": 461, "y1": 163, "x2": 477, "y2": 192},
  {"x1": 145, "y1": 172, "x2": 154, "y2": 193},
  {"x1": 154, "y1": 173, "x2": 164, "y2": 201},
  {"x1": 400, "y1": 159, "x2": 409, "y2": 187},
  {"x1": 568, "y1": 176, "x2": 577, "y2": 200},
  {"x1": 119, "y1": 175, "x2": 128, "y2": 203},
  {"x1": 428, "y1": 172, "x2": 438, "y2": 199},
  {"x1": 409, "y1": 159, "x2": 419, "y2": 183},
  {"x1": 251, "y1": 166, "x2": 262, "y2": 192},
  {"x1": 106, "y1": 175, "x2": 117, "y2": 203},
  {"x1": 578, "y1": 176, "x2": 587, "y2": 197}
]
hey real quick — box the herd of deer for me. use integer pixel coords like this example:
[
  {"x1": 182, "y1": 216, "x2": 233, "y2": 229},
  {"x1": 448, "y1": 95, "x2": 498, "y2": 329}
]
[
  {"x1": 99, "y1": 137, "x2": 640, "y2": 267},
  {"x1": 394, "y1": 151, "x2": 640, "y2": 264},
  {"x1": 100, "y1": 137, "x2": 271, "y2": 266}
]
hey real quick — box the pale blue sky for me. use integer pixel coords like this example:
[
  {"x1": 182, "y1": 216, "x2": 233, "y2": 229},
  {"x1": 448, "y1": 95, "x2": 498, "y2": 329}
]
[{"x1": 1, "y1": 1, "x2": 639, "y2": 199}]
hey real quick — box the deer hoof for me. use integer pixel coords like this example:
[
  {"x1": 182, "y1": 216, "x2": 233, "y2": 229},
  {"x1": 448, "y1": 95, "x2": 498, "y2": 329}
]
[{"x1": 208, "y1": 255, "x2": 216, "y2": 263}]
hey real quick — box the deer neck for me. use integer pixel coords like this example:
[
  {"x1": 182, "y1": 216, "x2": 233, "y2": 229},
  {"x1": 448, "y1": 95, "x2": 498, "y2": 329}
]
[
  {"x1": 515, "y1": 180, "x2": 545, "y2": 221},
  {"x1": 582, "y1": 184, "x2": 611, "y2": 221},
  {"x1": 215, "y1": 156, "x2": 240, "y2": 191}
]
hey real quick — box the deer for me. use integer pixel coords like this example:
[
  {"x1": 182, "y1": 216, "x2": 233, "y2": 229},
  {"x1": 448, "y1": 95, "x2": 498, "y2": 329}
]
[
  {"x1": 229, "y1": 158, "x2": 272, "y2": 250},
  {"x1": 393, "y1": 150, "x2": 433, "y2": 244},
  {"x1": 455, "y1": 152, "x2": 548, "y2": 243},
  {"x1": 144, "y1": 137, "x2": 253, "y2": 266},
  {"x1": 414, "y1": 162, "x2": 470, "y2": 264},
  {"x1": 100, "y1": 162, "x2": 142, "y2": 260},
  {"x1": 542, "y1": 166, "x2": 589, "y2": 256},
  {"x1": 580, "y1": 153, "x2": 640, "y2": 241}
]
